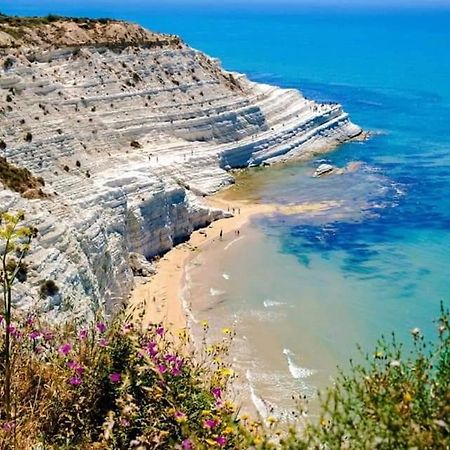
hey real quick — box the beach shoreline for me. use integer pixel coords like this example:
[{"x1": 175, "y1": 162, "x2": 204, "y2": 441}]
[{"x1": 128, "y1": 190, "x2": 341, "y2": 334}]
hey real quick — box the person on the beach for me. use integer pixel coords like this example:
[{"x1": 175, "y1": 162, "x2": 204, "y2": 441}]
[{"x1": 220, "y1": 229, "x2": 223, "y2": 239}]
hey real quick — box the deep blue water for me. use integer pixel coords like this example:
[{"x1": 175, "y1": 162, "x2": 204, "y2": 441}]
[{"x1": 4, "y1": 2, "x2": 450, "y2": 357}]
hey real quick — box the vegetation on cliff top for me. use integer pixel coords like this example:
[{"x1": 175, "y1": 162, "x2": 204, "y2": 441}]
[{"x1": 0, "y1": 212, "x2": 449, "y2": 449}]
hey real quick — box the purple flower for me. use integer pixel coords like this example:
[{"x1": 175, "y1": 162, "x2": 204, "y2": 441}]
[
  {"x1": 25, "y1": 316, "x2": 35, "y2": 326},
  {"x1": 146, "y1": 341, "x2": 158, "y2": 357},
  {"x1": 203, "y1": 419, "x2": 217, "y2": 429},
  {"x1": 29, "y1": 330, "x2": 41, "y2": 340},
  {"x1": 181, "y1": 439, "x2": 193, "y2": 450},
  {"x1": 78, "y1": 329, "x2": 88, "y2": 340},
  {"x1": 69, "y1": 376, "x2": 82, "y2": 386},
  {"x1": 67, "y1": 360, "x2": 78, "y2": 369},
  {"x1": 109, "y1": 372, "x2": 122, "y2": 384},
  {"x1": 156, "y1": 326, "x2": 165, "y2": 336},
  {"x1": 58, "y1": 343, "x2": 72, "y2": 356},
  {"x1": 96, "y1": 322, "x2": 107, "y2": 334},
  {"x1": 211, "y1": 387, "x2": 222, "y2": 399},
  {"x1": 171, "y1": 367, "x2": 181, "y2": 377},
  {"x1": 164, "y1": 354, "x2": 177, "y2": 362},
  {"x1": 216, "y1": 436, "x2": 227, "y2": 447},
  {"x1": 158, "y1": 364, "x2": 167, "y2": 374}
]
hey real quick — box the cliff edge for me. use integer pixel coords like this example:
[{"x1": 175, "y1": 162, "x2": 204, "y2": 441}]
[{"x1": 0, "y1": 15, "x2": 362, "y2": 320}]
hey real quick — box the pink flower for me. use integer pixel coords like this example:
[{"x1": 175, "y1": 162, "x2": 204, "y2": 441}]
[
  {"x1": 75, "y1": 365, "x2": 85, "y2": 375},
  {"x1": 156, "y1": 326, "x2": 165, "y2": 336},
  {"x1": 78, "y1": 329, "x2": 88, "y2": 340},
  {"x1": 59, "y1": 343, "x2": 72, "y2": 356},
  {"x1": 216, "y1": 436, "x2": 227, "y2": 447},
  {"x1": 29, "y1": 330, "x2": 41, "y2": 340},
  {"x1": 25, "y1": 316, "x2": 35, "y2": 326},
  {"x1": 158, "y1": 364, "x2": 167, "y2": 374},
  {"x1": 34, "y1": 345, "x2": 44, "y2": 354},
  {"x1": 181, "y1": 439, "x2": 193, "y2": 450},
  {"x1": 109, "y1": 372, "x2": 121, "y2": 383},
  {"x1": 203, "y1": 419, "x2": 217, "y2": 429},
  {"x1": 69, "y1": 376, "x2": 82, "y2": 386},
  {"x1": 171, "y1": 367, "x2": 181, "y2": 377},
  {"x1": 98, "y1": 338, "x2": 109, "y2": 347},
  {"x1": 96, "y1": 322, "x2": 107, "y2": 333},
  {"x1": 0, "y1": 315, "x2": 3, "y2": 325},
  {"x1": 174, "y1": 411, "x2": 187, "y2": 422},
  {"x1": 43, "y1": 330, "x2": 54, "y2": 341},
  {"x1": 122, "y1": 323, "x2": 134, "y2": 334},
  {"x1": 211, "y1": 387, "x2": 222, "y2": 399},
  {"x1": 120, "y1": 418, "x2": 130, "y2": 427},
  {"x1": 1, "y1": 421, "x2": 15, "y2": 432}
]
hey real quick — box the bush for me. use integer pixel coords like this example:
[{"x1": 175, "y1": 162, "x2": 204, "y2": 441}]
[{"x1": 39, "y1": 279, "x2": 59, "y2": 298}]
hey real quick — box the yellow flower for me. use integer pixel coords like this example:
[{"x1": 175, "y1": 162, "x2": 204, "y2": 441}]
[
  {"x1": 201, "y1": 410, "x2": 211, "y2": 416},
  {"x1": 201, "y1": 320, "x2": 209, "y2": 328},
  {"x1": 222, "y1": 327, "x2": 232, "y2": 335},
  {"x1": 266, "y1": 416, "x2": 278, "y2": 425},
  {"x1": 224, "y1": 426, "x2": 234, "y2": 434},
  {"x1": 403, "y1": 392, "x2": 412, "y2": 403},
  {"x1": 253, "y1": 436, "x2": 263, "y2": 445},
  {"x1": 220, "y1": 368, "x2": 234, "y2": 377}
]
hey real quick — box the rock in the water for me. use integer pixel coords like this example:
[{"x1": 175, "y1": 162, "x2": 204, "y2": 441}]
[{"x1": 313, "y1": 163, "x2": 335, "y2": 177}]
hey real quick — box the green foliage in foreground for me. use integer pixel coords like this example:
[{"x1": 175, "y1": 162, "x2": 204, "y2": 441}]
[{"x1": 0, "y1": 212, "x2": 449, "y2": 449}]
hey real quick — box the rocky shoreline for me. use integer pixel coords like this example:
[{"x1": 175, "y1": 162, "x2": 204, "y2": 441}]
[{"x1": 0, "y1": 16, "x2": 362, "y2": 320}]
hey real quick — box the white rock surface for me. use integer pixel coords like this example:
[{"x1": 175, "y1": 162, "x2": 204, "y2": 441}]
[{"x1": 0, "y1": 29, "x2": 362, "y2": 321}]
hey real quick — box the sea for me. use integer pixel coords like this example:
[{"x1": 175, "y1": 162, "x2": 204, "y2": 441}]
[{"x1": 3, "y1": 1, "x2": 450, "y2": 418}]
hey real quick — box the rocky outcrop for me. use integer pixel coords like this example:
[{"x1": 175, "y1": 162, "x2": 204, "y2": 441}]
[{"x1": 0, "y1": 17, "x2": 362, "y2": 320}]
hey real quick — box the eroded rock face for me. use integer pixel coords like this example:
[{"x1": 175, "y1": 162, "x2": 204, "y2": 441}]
[{"x1": 0, "y1": 18, "x2": 362, "y2": 321}]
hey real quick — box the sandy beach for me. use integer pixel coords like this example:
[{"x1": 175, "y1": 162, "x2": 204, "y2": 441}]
[{"x1": 128, "y1": 190, "x2": 341, "y2": 333}]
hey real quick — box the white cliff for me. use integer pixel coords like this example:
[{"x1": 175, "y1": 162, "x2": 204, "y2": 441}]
[{"x1": 0, "y1": 17, "x2": 362, "y2": 321}]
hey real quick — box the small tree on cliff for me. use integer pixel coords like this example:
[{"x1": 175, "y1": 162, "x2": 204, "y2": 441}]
[{"x1": 0, "y1": 211, "x2": 34, "y2": 419}]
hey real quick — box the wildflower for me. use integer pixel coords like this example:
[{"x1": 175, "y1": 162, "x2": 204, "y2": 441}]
[
  {"x1": 146, "y1": 341, "x2": 158, "y2": 356},
  {"x1": 25, "y1": 316, "x2": 35, "y2": 326},
  {"x1": 0, "y1": 315, "x2": 3, "y2": 325},
  {"x1": 1, "y1": 421, "x2": 15, "y2": 432},
  {"x1": 403, "y1": 392, "x2": 412, "y2": 403},
  {"x1": 164, "y1": 354, "x2": 177, "y2": 362},
  {"x1": 220, "y1": 368, "x2": 234, "y2": 377},
  {"x1": 29, "y1": 330, "x2": 41, "y2": 340},
  {"x1": 203, "y1": 419, "x2": 217, "y2": 429},
  {"x1": 69, "y1": 376, "x2": 82, "y2": 386},
  {"x1": 34, "y1": 345, "x2": 44, "y2": 354},
  {"x1": 216, "y1": 436, "x2": 227, "y2": 447},
  {"x1": 156, "y1": 326, "x2": 165, "y2": 336},
  {"x1": 410, "y1": 327, "x2": 421, "y2": 337},
  {"x1": 67, "y1": 360, "x2": 78, "y2": 369},
  {"x1": 78, "y1": 329, "x2": 88, "y2": 340},
  {"x1": 174, "y1": 411, "x2": 187, "y2": 423},
  {"x1": 98, "y1": 338, "x2": 109, "y2": 347},
  {"x1": 96, "y1": 322, "x2": 107, "y2": 333},
  {"x1": 390, "y1": 360, "x2": 401, "y2": 368},
  {"x1": 211, "y1": 387, "x2": 222, "y2": 399},
  {"x1": 59, "y1": 342, "x2": 72, "y2": 356},
  {"x1": 222, "y1": 327, "x2": 231, "y2": 335},
  {"x1": 43, "y1": 330, "x2": 54, "y2": 341},
  {"x1": 201, "y1": 320, "x2": 209, "y2": 329},
  {"x1": 122, "y1": 323, "x2": 134, "y2": 334},
  {"x1": 158, "y1": 364, "x2": 167, "y2": 374},
  {"x1": 120, "y1": 418, "x2": 130, "y2": 427},
  {"x1": 171, "y1": 367, "x2": 181, "y2": 377},
  {"x1": 109, "y1": 372, "x2": 122, "y2": 383},
  {"x1": 181, "y1": 439, "x2": 193, "y2": 450}
]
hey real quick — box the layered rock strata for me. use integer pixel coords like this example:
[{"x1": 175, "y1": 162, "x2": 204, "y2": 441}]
[{"x1": 0, "y1": 17, "x2": 362, "y2": 320}]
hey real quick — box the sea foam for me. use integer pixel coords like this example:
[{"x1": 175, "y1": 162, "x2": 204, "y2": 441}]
[{"x1": 282, "y1": 348, "x2": 316, "y2": 379}]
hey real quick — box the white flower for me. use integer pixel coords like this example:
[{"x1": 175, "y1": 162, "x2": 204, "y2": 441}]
[
  {"x1": 410, "y1": 327, "x2": 421, "y2": 336},
  {"x1": 390, "y1": 360, "x2": 401, "y2": 368}
]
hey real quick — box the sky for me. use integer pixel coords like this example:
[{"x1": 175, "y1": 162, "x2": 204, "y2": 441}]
[{"x1": 2, "y1": 0, "x2": 450, "y2": 10}]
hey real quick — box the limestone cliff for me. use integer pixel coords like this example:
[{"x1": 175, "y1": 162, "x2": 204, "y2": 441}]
[{"x1": 0, "y1": 16, "x2": 362, "y2": 320}]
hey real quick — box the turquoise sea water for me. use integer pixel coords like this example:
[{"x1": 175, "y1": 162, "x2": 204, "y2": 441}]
[{"x1": 4, "y1": 2, "x2": 450, "y2": 414}]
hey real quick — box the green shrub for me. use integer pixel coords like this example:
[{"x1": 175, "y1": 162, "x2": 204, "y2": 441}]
[{"x1": 39, "y1": 279, "x2": 59, "y2": 298}]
